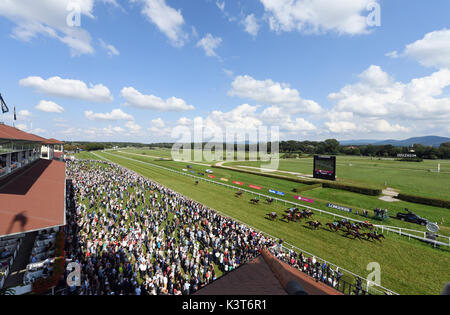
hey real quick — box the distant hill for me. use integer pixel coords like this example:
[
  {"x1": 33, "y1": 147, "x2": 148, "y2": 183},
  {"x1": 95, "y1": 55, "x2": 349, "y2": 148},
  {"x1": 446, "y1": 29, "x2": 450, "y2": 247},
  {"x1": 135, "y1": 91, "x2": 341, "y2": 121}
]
[
  {"x1": 339, "y1": 139, "x2": 380, "y2": 146},
  {"x1": 340, "y1": 136, "x2": 450, "y2": 147}
]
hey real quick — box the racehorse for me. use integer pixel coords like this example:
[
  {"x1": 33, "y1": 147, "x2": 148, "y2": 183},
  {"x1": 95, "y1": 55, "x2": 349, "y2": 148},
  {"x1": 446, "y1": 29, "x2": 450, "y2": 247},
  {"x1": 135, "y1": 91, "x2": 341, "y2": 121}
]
[
  {"x1": 344, "y1": 229, "x2": 363, "y2": 240},
  {"x1": 360, "y1": 221, "x2": 375, "y2": 230},
  {"x1": 267, "y1": 212, "x2": 278, "y2": 221},
  {"x1": 235, "y1": 190, "x2": 243, "y2": 198},
  {"x1": 195, "y1": 180, "x2": 199, "y2": 185},
  {"x1": 343, "y1": 221, "x2": 360, "y2": 232},
  {"x1": 250, "y1": 198, "x2": 260, "y2": 205},
  {"x1": 286, "y1": 207, "x2": 299, "y2": 214},
  {"x1": 326, "y1": 222, "x2": 341, "y2": 232},
  {"x1": 365, "y1": 232, "x2": 385, "y2": 242},
  {"x1": 306, "y1": 221, "x2": 322, "y2": 229},
  {"x1": 266, "y1": 198, "x2": 274, "y2": 205},
  {"x1": 302, "y1": 210, "x2": 314, "y2": 219},
  {"x1": 282, "y1": 213, "x2": 296, "y2": 223}
]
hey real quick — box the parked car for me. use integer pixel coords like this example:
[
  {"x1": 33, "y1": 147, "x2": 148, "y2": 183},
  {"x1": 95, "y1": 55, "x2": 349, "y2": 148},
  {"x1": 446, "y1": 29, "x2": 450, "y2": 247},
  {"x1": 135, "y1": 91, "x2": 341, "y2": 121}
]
[
  {"x1": 396, "y1": 209, "x2": 428, "y2": 226},
  {"x1": 206, "y1": 169, "x2": 214, "y2": 174}
]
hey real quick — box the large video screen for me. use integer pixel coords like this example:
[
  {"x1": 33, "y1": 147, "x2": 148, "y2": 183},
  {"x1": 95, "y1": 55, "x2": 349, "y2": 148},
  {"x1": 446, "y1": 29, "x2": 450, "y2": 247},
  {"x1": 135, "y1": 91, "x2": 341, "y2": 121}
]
[{"x1": 313, "y1": 155, "x2": 336, "y2": 181}]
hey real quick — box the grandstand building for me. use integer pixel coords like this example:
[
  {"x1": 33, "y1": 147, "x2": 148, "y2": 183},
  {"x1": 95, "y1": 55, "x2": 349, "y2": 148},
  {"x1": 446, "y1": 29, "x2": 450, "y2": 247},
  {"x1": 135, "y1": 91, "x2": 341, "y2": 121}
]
[{"x1": 0, "y1": 123, "x2": 66, "y2": 293}]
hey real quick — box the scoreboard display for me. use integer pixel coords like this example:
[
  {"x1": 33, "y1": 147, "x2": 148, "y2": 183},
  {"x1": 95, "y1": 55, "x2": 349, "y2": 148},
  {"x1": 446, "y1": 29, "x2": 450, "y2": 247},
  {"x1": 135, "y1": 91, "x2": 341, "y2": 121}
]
[{"x1": 313, "y1": 155, "x2": 336, "y2": 181}]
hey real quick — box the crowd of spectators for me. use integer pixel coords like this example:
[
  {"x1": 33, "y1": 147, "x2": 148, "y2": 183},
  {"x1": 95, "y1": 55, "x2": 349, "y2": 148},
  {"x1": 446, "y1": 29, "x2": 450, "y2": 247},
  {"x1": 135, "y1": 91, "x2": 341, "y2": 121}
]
[{"x1": 64, "y1": 160, "x2": 277, "y2": 295}]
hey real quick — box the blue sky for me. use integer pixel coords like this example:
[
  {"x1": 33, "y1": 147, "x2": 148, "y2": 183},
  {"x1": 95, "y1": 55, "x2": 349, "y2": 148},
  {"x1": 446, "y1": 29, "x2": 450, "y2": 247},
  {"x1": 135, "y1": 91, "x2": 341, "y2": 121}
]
[{"x1": 0, "y1": 0, "x2": 449, "y2": 143}]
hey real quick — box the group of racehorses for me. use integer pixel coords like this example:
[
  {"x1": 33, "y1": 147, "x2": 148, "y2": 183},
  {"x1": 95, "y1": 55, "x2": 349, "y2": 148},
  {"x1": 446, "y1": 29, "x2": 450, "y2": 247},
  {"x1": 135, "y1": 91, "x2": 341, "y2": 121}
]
[
  {"x1": 326, "y1": 220, "x2": 385, "y2": 242},
  {"x1": 233, "y1": 189, "x2": 386, "y2": 243}
]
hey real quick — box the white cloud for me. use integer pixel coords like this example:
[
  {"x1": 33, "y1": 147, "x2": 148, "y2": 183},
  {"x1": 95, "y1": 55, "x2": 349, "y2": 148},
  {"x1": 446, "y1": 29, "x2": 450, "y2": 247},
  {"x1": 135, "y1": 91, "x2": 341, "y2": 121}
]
[
  {"x1": 328, "y1": 65, "x2": 450, "y2": 120},
  {"x1": 243, "y1": 14, "x2": 260, "y2": 37},
  {"x1": 260, "y1": 106, "x2": 316, "y2": 132},
  {"x1": 260, "y1": 0, "x2": 378, "y2": 35},
  {"x1": 196, "y1": 33, "x2": 222, "y2": 57},
  {"x1": 151, "y1": 118, "x2": 165, "y2": 128},
  {"x1": 16, "y1": 123, "x2": 28, "y2": 131},
  {"x1": 325, "y1": 121, "x2": 357, "y2": 133},
  {"x1": 402, "y1": 29, "x2": 450, "y2": 69},
  {"x1": 229, "y1": 75, "x2": 322, "y2": 114},
  {"x1": 35, "y1": 100, "x2": 65, "y2": 113},
  {"x1": 125, "y1": 121, "x2": 142, "y2": 133},
  {"x1": 136, "y1": 0, "x2": 187, "y2": 47},
  {"x1": 99, "y1": 38, "x2": 120, "y2": 56},
  {"x1": 121, "y1": 87, "x2": 194, "y2": 112},
  {"x1": 223, "y1": 69, "x2": 234, "y2": 77},
  {"x1": 385, "y1": 50, "x2": 399, "y2": 59},
  {"x1": 18, "y1": 109, "x2": 32, "y2": 117},
  {"x1": 173, "y1": 104, "x2": 317, "y2": 141},
  {"x1": 324, "y1": 65, "x2": 450, "y2": 136},
  {"x1": 216, "y1": 1, "x2": 225, "y2": 12},
  {"x1": 370, "y1": 119, "x2": 409, "y2": 133},
  {"x1": 176, "y1": 117, "x2": 192, "y2": 126},
  {"x1": 16, "y1": 109, "x2": 33, "y2": 120},
  {"x1": 0, "y1": 0, "x2": 101, "y2": 56},
  {"x1": 17, "y1": 123, "x2": 46, "y2": 135},
  {"x1": 148, "y1": 118, "x2": 172, "y2": 137},
  {"x1": 84, "y1": 109, "x2": 134, "y2": 121},
  {"x1": 20, "y1": 76, "x2": 113, "y2": 103}
]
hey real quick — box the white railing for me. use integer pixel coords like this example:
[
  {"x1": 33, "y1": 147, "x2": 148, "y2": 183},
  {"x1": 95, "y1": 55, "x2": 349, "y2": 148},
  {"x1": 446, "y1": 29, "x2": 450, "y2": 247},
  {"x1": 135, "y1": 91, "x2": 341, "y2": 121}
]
[{"x1": 104, "y1": 150, "x2": 450, "y2": 248}]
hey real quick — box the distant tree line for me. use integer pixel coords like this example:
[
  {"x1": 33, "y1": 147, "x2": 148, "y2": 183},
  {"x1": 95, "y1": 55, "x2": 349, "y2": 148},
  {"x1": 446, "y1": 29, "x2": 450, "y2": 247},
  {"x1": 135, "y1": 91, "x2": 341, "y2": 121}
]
[{"x1": 278, "y1": 140, "x2": 450, "y2": 160}]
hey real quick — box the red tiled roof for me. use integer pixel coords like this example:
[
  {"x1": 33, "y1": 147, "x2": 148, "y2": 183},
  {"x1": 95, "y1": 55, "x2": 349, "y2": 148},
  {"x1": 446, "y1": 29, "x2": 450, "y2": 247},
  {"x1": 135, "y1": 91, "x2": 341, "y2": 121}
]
[
  {"x1": 43, "y1": 138, "x2": 65, "y2": 145},
  {"x1": 0, "y1": 159, "x2": 66, "y2": 237},
  {"x1": 0, "y1": 124, "x2": 45, "y2": 142},
  {"x1": 261, "y1": 249, "x2": 343, "y2": 295},
  {"x1": 0, "y1": 124, "x2": 64, "y2": 145},
  {"x1": 195, "y1": 249, "x2": 343, "y2": 296},
  {"x1": 195, "y1": 255, "x2": 287, "y2": 295}
]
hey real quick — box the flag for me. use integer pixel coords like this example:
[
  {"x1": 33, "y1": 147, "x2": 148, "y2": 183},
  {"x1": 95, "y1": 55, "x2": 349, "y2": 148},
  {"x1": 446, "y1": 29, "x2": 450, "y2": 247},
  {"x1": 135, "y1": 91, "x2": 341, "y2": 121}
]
[
  {"x1": 14, "y1": 106, "x2": 16, "y2": 120},
  {"x1": 0, "y1": 93, "x2": 8, "y2": 113}
]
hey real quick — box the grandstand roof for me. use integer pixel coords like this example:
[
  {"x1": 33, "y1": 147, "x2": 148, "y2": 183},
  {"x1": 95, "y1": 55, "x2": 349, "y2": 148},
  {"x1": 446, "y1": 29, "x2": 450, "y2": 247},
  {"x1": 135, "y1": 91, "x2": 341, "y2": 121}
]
[
  {"x1": 0, "y1": 159, "x2": 66, "y2": 237},
  {"x1": 0, "y1": 123, "x2": 63, "y2": 144},
  {"x1": 195, "y1": 255, "x2": 287, "y2": 295},
  {"x1": 195, "y1": 249, "x2": 343, "y2": 295},
  {"x1": 43, "y1": 138, "x2": 65, "y2": 145},
  {"x1": 0, "y1": 123, "x2": 45, "y2": 142}
]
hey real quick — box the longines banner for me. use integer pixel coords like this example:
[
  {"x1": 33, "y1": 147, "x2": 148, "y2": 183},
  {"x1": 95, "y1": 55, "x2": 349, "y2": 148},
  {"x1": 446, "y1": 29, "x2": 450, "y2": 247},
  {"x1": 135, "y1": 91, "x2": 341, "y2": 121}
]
[
  {"x1": 233, "y1": 181, "x2": 243, "y2": 186},
  {"x1": 327, "y1": 203, "x2": 352, "y2": 213},
  {"x1": 249, "y1": 184, "x2": 262, "y2": 190}
]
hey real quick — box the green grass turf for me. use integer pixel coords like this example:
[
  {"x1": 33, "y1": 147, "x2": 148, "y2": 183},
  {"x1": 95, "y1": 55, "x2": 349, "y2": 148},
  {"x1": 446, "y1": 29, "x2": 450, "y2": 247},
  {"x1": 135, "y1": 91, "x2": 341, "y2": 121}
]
[
  {"x1": 107, "y1": 150, "x2": 450, "y2": 236},
  {"x1": 74, "y1": 151, "x2": 110, "y2": 161},
  {"x1": 93, "y1": 150, "x2": 450, "y2": 295}
]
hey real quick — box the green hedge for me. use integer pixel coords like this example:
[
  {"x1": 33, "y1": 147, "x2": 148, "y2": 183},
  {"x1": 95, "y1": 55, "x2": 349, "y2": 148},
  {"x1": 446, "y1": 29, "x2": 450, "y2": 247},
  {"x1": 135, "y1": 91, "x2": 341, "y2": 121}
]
[
  {"x1": 396, "y1": 193, "x2": 450, "y2": 209},
  {"x1": 213, "y1": 165, "x2": 381, "y2": 196},
  {"x1": 323, "y1": 182, "x2": 382, "y2": 196},
  {"x1": 212, "y1": 165, "x2": 319, "y2": 185},
  {"x1": 293, "y1": 183, "x2": 323, "y2": 193}
]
